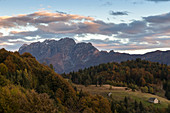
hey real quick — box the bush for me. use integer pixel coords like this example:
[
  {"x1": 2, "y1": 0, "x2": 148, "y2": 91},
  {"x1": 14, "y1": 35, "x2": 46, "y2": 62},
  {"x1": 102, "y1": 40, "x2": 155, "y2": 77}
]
[{"x1": 141, "y1": 86, "x2": 148, "y2": 93}]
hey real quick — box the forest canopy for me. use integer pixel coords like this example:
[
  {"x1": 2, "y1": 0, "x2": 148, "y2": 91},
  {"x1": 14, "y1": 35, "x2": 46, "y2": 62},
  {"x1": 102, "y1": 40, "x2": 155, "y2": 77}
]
[
  {"x1": 64, "y1": 58, "x2": 170, "y2": 100},
  {"x1": 0, "y1": 48, "x2": 111, "y2": 113}
]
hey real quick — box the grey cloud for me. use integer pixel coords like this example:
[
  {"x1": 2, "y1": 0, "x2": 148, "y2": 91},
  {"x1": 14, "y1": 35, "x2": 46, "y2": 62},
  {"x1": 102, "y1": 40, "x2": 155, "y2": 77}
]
[
  {"x1": 102, "y1": 2, "x2": 112, "y2": 6},
  {"x1": 56, "y1": 10, "x2": 67, "y2": 14},
  {"x1": 98, "y1": 20, "x2": 147, "y2": 35},
  {"x1": 146, "y1": 0, "x2": 170, "y2": 2},
  {"x1": 38, "y1": 22, "x2": 78, "y2": 34},
  {"x1": 82, "y1": 39, "x2": 120, "y2": 45},
  {"x1": 109, "y1": 11, "x2": 129, "y2": 16},
  {"x1": 143, "y1": 12, "x2": 170, "y2": 23}
]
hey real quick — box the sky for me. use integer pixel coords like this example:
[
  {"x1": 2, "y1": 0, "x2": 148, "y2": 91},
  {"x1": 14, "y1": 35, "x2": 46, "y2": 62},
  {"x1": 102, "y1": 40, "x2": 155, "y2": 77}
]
[{"x1": 0, "y1": 0, "x2": 170, "y2": 54}]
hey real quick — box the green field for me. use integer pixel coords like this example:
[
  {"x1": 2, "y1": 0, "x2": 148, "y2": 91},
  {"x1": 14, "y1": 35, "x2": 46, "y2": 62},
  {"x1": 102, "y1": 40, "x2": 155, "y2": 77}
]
[{"x1": 74, "y1": 84, "x2": 170, "y2": 108}]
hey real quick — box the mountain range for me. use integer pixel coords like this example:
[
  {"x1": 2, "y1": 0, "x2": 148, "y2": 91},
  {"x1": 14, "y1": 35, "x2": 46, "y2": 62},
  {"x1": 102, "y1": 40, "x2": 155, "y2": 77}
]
[{"x1": 19, "y1": 38, "x2": 170, "y2": 73}]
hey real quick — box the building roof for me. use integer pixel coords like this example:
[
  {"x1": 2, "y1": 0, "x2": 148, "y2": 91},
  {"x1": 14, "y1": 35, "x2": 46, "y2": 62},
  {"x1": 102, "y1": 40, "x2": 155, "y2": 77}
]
[{"x1": 148, "y1": 98, "x2": 157, "y2": 101}]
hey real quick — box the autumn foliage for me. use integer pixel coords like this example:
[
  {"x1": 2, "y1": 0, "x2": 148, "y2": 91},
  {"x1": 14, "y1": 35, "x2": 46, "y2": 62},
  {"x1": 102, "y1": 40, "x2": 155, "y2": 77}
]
[{"x1": 0, "y1": 49, "x2": 111, "y2": 113}]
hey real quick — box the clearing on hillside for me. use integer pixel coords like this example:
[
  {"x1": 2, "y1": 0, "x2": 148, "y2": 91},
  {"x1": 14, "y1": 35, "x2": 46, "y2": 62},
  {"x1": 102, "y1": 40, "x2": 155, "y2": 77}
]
[{"x1": 74, "y1": 84, "x2": 170, "y2": 108}]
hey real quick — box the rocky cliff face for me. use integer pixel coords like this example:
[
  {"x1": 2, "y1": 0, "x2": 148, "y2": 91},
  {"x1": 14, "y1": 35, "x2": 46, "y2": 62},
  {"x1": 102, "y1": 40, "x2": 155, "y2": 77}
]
[
  {"x1": 19, "y1": 38, "x2": 170, "y2": 73},
  {"x1": 19, "y1": 38, "x2": 99, "y2": 73}
]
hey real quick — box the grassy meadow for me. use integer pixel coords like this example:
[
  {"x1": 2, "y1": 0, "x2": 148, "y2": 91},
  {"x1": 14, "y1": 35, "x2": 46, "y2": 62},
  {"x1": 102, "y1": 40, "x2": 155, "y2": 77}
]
[{"x1": 74, "y1": 84, "x2": 170, "y2": 108}]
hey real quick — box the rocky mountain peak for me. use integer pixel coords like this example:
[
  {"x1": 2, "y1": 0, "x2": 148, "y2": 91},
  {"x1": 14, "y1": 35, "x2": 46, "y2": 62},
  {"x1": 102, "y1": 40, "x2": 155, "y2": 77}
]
[
  {"x1": 19, "y1": 38, "x2": 170, "y2": 73},
  {"x1": 19, "y1": 38, "x2": 100, "y2": 73},
  {"x1": 58, "y1": 38, "x2": 76, "y2": 45},
  {"x1": 19, "y1": 44, "x2": 28, "y2": 51}
]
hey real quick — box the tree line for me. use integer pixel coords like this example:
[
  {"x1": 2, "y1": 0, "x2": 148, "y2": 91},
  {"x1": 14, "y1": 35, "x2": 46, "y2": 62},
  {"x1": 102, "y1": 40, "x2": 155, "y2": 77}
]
[{"x1": 63, "y1": 58, "x2": 170, "y2": 100}]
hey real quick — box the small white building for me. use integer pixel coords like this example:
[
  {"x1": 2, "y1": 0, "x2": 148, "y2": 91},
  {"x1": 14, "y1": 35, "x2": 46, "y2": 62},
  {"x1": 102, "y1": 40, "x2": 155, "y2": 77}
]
[
  {"x1": 148, "y1": 98, "x2": 159, "y2": 104},
  {"x1": 108, "y1": 92, "x2": 112, "y2": 97}
]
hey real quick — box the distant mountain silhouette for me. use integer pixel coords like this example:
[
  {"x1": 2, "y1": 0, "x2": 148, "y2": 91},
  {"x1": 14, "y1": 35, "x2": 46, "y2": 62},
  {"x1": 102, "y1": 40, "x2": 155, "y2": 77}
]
[{"x1": 19, "y1": 38, "x2": 170, "y2": 73}]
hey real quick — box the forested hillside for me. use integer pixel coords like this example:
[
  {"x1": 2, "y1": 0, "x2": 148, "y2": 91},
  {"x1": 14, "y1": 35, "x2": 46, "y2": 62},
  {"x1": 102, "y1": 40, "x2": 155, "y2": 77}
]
[
  {"x1": 64, "y1": 58, "x2": 170, "y2": 100},
  {"x1": 0, "y1": 48, "x2": 169, "y2": 113},
  {"x1": 0, "y1": 48, "x2": 111, "y2": 113}
]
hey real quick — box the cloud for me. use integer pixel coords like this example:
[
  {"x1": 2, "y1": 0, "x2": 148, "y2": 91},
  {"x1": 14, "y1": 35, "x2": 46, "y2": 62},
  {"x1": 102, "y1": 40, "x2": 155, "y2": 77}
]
[
  {"x1": 0, "y1": 11, "x2": 170, "y2": 53},
  {"x1": 143, "y1": 12, "x2": 170, "y2": 23},
  {"x1": 99, "y1": 20, "x2": 147, "y2": 35},
  {"x1": 0, "y1": 32, "x2": 2, "y2": 37},
  {"x1": 56, "y1": 10, "x2": 67, "y2": 14},
  {"x1": 109, "y1": 11, "x2": 129, "y2": 16},
  {"x1": 146, "y1": 0, "x2": 170, "y2": 2},
  {"x1": 101, "y1": 2, "x2": 112, "y2": 6},
  {"x1": 0, "y1": 11, "x2": 94, "y2": 28}
]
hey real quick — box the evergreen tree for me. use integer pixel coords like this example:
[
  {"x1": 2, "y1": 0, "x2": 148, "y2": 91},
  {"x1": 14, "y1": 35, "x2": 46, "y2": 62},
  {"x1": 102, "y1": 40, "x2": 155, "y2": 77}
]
[
  {"x1": 124, "y1": 96, "x2": 128, "y2": 108},
  {"x1": 49, "y1": 64, "x2": 54, "y2": 70},
  {"x1": 139, "y1": 101, "x2": 144, "y2": 111},
  {"x1": 134, "y1": 100, "x2": 138, "y2": 110},
  {"x1": 98, "y1": 76, "x2": 104, "y2": 87},
  {"x1": 114, "y1": 109, "x2": 118, "y2": 113}
]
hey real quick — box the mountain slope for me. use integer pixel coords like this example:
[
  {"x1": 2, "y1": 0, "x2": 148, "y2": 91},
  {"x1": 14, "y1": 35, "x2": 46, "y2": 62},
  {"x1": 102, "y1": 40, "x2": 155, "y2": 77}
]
[
  {"x1": 19, "y1": 38, "x2": 170, "y2": 73},
  {"x1": 1, "y1": 48, "x2": 169, "y2": 113},
  {"x1": 0, "y1": 48, "x2": 112, "y2": 113},
  {"x1": 65, "y1": 59, "x2": 170, "y2": 100}
]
